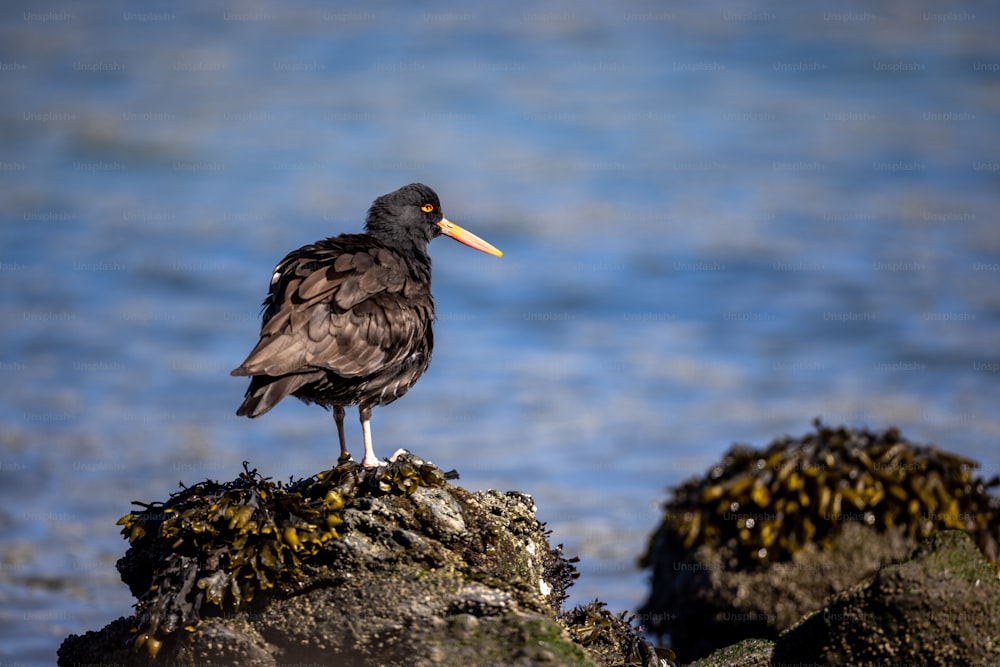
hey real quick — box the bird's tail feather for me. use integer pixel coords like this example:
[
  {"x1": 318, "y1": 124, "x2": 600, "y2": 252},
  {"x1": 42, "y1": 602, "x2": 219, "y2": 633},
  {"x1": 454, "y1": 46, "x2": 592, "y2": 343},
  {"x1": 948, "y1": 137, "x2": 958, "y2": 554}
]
[{"x1": 235, "y1": 373, "x2": 317, "y2": 418}]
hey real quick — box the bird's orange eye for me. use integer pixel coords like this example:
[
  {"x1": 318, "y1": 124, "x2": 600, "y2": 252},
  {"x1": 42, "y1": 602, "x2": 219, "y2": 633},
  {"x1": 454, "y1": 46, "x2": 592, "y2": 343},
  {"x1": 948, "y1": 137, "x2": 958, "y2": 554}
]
[{"x1": 421, "y1": 203, "x2": 434, "y2": 213}]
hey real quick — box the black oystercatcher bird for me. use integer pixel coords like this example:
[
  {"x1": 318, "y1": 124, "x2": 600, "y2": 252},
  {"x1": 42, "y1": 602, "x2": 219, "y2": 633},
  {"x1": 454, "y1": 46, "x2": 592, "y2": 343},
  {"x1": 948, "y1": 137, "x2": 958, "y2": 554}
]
[{"x1": 231, "y1": 183, "x2": 502, "y2": 467}]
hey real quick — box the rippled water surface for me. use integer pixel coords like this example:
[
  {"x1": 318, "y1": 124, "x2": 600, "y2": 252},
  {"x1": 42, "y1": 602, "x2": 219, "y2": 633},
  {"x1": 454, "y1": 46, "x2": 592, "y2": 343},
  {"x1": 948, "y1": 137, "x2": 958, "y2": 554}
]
[{"x1": 2, "y1": 1, "x2": 999, "y2": 663}]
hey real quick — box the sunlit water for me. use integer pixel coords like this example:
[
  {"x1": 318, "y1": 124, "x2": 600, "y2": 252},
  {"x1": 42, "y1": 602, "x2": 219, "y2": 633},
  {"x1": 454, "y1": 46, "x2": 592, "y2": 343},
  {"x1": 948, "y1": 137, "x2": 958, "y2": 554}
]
[{"x1": 2, "y1": 1, "x2": 999, "y2": 663}]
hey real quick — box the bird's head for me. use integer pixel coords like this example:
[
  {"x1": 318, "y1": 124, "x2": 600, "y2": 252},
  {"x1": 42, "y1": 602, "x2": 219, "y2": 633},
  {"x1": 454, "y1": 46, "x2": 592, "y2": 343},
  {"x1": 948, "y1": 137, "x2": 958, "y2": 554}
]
[{"x1": 365, "y1": 183, "x2": 502, "y2": 257}]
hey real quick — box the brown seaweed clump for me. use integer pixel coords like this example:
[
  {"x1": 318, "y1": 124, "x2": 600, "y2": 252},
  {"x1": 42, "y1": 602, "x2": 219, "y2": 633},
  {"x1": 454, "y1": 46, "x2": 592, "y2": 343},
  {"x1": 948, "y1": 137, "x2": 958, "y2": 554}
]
[
  {"x1": 116, "y1": 456, "x2": 449, "y2": 658},
  {"x1": 641, "y1": 421, "x2": 1000, "y2": 571},
  {"x1": 561, "y1": 600, "x2": 674, "y2": 666}
]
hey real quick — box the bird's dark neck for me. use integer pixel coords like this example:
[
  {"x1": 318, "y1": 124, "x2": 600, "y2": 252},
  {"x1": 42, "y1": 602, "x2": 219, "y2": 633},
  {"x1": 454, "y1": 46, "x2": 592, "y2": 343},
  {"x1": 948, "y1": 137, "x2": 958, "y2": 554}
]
[
  {"x1": 379, "y1": 235, "x2": 431, "y2": 266},
  {"x1": 364, "y1": 221, "x2": 432, "y2": 260},
  {"x1": 368, "y1": 235, "x2": 432, "y2": 282}
]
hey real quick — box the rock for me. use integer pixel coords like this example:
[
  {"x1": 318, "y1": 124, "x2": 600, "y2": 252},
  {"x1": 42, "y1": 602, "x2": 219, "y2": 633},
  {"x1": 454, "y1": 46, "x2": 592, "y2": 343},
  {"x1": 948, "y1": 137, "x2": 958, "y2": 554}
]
[
  {"x1": 639, "y1": 422, "x2": 1000, "y2": 662},
  {"x1": 643, "y1": 521, "x2": 916, "y2": 661},
  {"x1": 688, "y1": 531, "x2": 1000, "y2": 666},
  {"x1": 58, "y1": 455, "x2": 663, "y2": 667},
  {"x1": 688, "y1": 638, "x2": 774, "y2": 667},
  {"x1": 773, "y1": 530, "x2": 1000, "y2": 666}
]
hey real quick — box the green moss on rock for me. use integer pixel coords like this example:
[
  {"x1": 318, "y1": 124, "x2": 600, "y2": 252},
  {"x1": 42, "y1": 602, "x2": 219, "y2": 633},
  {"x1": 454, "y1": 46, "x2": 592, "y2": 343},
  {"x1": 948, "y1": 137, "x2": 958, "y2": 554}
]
[{"x1": 688, "y1": 638, "x2": 774, "y2": 667}]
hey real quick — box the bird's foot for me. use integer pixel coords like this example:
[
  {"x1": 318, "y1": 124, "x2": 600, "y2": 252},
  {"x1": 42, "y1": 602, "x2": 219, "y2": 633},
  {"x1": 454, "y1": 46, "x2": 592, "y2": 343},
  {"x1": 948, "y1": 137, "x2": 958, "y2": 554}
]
[
  {"x1": 338, "y1": 451, "x2": 388, "y2": 469},
  {"x1": 360, "y1": 455, "x2": 387, "y2": 468},
  {"x1": 358, "y1": 448, "x2": 409, "y2": 468}
]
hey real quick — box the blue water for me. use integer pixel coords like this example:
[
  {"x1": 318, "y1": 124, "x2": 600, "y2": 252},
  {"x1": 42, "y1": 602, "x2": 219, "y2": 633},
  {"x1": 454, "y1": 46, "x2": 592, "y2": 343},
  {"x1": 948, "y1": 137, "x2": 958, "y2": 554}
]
[{"x1": 2, "y1": 1, "x2": 1000, "y2": 663}]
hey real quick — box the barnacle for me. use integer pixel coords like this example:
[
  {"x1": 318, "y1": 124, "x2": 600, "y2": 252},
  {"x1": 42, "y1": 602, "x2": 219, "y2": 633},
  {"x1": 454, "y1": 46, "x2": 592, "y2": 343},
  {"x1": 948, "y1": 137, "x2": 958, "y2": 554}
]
[
  {"x1": 115, "y1": 454, "x2": 451, "y2": 658},
  {"x1": 641, "y1": 421, "x2": 1000, "y2": 570}
]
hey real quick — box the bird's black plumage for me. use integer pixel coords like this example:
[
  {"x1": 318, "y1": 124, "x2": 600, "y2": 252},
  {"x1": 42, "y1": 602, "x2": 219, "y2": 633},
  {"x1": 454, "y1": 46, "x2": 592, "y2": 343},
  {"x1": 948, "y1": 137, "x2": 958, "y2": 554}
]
[{"x1": 231, "y1": 183, "x2": 501, "y2": 467}]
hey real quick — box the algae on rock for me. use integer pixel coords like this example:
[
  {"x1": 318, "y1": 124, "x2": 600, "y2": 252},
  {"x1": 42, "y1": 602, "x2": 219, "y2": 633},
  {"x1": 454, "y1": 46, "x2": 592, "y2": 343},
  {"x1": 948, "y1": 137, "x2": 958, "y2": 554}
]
[
  {"x1": 640, "y1": 422, "x2": 1000, "y2": 661},
  {"x1": 59, "y1": 454, "x2": 663, "y2": 667}
]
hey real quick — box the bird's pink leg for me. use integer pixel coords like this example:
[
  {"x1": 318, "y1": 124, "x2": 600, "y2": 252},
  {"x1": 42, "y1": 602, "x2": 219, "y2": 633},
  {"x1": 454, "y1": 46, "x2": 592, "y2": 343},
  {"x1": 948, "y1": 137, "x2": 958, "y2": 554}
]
[
  {"x1": 359, "y1": 406, "x2": 385, "y2": 467},
  {"x1": 334, "y1": 405, "x2": 349, "y2": 460}
]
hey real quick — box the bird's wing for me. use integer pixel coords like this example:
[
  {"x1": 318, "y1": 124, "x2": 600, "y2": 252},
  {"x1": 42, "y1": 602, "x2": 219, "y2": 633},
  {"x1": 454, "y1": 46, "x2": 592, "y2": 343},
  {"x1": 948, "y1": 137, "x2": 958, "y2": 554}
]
[{"x1": 232, "y1": 239, "x2": 433, "y2": 378}]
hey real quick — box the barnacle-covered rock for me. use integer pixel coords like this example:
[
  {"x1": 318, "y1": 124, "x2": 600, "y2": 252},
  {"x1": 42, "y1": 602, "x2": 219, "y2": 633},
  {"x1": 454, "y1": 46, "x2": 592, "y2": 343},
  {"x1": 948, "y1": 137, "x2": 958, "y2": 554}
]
[
  {"x1": 688, "y1": 638, "x2": 774, "y2": 667},
  {"x1": 773, "y1": 530, "x2": 1000, "y2": 666},
  {"x1": 59, "y1": 453, "x2": 661, "y2": 667},
  {"x1": 682, "y1": 533, "x2": 1000, "y2": 666},
  {"x1": 639, "y1": 421, "x2": 1000, "y2": 661}
]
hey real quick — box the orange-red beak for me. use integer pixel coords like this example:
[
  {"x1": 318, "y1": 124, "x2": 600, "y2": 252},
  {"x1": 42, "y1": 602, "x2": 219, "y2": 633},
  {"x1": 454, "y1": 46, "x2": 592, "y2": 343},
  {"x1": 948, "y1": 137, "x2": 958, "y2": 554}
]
[{"x1": 437, "y1": 218, "x2": 503, "y2": 257}]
